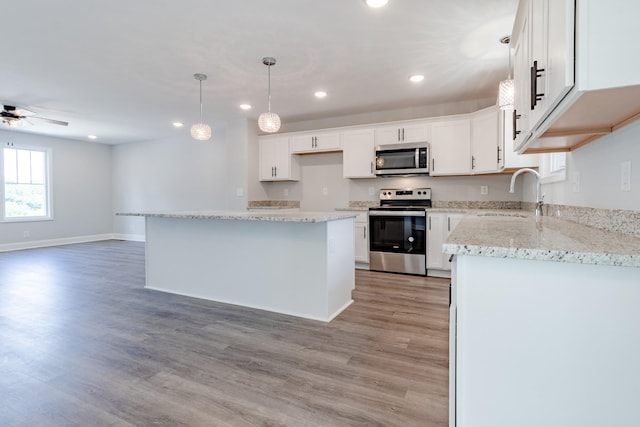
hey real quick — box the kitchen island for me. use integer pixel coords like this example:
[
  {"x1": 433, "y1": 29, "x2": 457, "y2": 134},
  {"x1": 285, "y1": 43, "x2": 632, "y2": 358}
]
[
  {"x1": 118, "y1": 211, "x2": 357, "y2": 322},
  {"x1": 444, "y1": 213, "x2": 640, "y2": 427}
]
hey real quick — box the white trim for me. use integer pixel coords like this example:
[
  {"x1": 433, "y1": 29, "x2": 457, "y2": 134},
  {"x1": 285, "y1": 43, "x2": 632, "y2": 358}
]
[
  {"x1": 112, "y1": 233, "x2": 146, "y2": 242},
  {"x1": 0, "y1": 233, "x2": 145, "y2": 252}
]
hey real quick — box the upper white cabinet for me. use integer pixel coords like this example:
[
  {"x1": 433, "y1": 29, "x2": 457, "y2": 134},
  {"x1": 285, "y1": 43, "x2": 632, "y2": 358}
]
[
  {"x1": 258, "y1": 136, "x2": 300, "y2": 181},
  {"x1": 290, "y1": 131, "x2": 341, "y2": 154},
  {"x1": 375, "y1": 122, "x2": 430, "y2": 145},
  {"x1": 512, "y1": 0, "x2": 640, "y2": 153},
  {"x1": 342, "y1": 128, "x2": 376, "y2": 178},
  {"x1": 430, "y1": 117, "x2": 471, "y2": 176},
  {"x1": 470, "y1": 107, "x2": 501, "y2": 174},
  {"x1": 499, "y1": 108, "x2": 539, "y2": 170}
]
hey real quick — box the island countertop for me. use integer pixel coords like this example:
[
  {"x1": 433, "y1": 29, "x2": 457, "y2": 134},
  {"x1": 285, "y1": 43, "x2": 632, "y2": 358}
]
[
  {"x1": 117, "y1": 210, "x2": 357, "y2": 223},
  {"x1": 443, "y1": 213, "x2": 640, "y2": 268}
]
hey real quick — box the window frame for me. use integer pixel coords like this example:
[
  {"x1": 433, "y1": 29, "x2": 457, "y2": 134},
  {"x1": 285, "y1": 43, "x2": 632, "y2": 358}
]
[
  {"x1": 1, "y1": 142, "x2": 54, "y2": 223},
  {"x1": 540, "y1": 152, "x2": 567, "y2": 184}
]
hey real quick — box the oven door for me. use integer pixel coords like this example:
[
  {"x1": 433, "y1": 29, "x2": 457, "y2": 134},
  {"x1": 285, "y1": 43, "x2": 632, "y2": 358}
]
[{"x1": 368, "y1": 210, "x2": 426, "y2": 275}]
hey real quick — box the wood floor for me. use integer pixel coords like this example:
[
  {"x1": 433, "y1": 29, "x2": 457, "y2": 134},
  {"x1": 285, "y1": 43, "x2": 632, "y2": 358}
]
[{"x1": 0, "y1": 240, "x2": 450, "y2": 426}]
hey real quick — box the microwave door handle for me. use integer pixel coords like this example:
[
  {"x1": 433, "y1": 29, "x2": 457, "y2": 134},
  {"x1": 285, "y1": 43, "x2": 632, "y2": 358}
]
[{"x1": 415, "y1": 149, "x2": 419, "y2": 169}]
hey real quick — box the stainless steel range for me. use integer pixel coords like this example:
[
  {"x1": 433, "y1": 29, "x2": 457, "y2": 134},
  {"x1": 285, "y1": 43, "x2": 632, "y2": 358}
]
[{"x1": 368, "y1": 188, "x2": 432, "y2": 275}]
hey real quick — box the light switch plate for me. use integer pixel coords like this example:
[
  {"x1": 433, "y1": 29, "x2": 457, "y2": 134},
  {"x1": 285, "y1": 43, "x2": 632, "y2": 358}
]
[
  {"x1": 284, "y1": 188, "x2": 289, "y2": 197},
  {"x1": 480, "y1": 186, "x2": 488, "y2": 195}
]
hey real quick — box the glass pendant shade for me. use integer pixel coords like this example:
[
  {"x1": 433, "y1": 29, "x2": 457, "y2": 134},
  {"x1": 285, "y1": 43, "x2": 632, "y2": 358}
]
[
  {"x1": 190, "y1": 122, "x2": 212, "y2": 140},
  {"x1": 498, "y1": 78, "x2": 514, "y2": 110},
  {"x1": 258, "y1": 111, "x2": 281, "y2": 133}
]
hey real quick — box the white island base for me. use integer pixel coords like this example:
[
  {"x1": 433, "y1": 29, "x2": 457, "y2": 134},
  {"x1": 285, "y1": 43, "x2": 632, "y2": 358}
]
[{"x1": 143, "y1": 214, "x2": 355, "y2": 322}]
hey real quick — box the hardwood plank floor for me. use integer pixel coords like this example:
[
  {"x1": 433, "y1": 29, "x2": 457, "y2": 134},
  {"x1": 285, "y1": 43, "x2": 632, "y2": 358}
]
[{"x1": 0, "y1": 240, "x2": 449, "y2": 426}]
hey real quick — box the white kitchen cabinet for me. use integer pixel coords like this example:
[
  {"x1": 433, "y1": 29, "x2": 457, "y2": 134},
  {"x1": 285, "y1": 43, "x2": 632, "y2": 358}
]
[
  {"x1": 375, "y1": 121, "x2": 430, "y2": 145},
  {"x1": 258, "y1": 136, "x2": 300, "y2": 181},
  {"x1": 427, "y1": 212, "x2": 463, "y2": 275},
  {"x1": 342, "y1": 128, "x2": 376, "y2": 178},
  {"x1": 470, "y1": 107, "x2": 500, "y2": 174},
  {"x1": 290, "y1": 131, "x2": 341, "y2": 154},
  {"x1": 499, "y1": 108, "x2": 539, "y2": 170},
  {"x1": 511, "y1": 0, "x2": 640, "y2": 153},
  {"x1": 430, "y1": 118, "x2": 471, "y2": 176},
  {"x1": 354, "y1": 212, "x2": 369, "y2": 265}
]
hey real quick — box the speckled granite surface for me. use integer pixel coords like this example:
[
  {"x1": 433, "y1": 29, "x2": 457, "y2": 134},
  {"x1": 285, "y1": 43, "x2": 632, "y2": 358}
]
[
  {"x1": 432, "y1": 201, "x2": 523, "y2": 210},
  {"x1": 247, "y1": 200, "x2": 300, "y2": 209},
  {"x1": 117, "y1": 211, "x2": 356, "y2": 223},
  {"x1": 444, "y1": 214, "x2": 640, "y2": 267},
  {"x1": 521, "y1": 203, "x2": 640, "y2": 239}
]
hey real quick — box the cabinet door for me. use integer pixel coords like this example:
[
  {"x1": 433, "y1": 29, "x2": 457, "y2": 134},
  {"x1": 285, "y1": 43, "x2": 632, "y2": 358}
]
[
  {"x1": 375, "y1": 125, "x2": 403, "y2": 145},
  {"x1": 291, "y1": 132, "x2": 341, "y2": 153},
  {"x1": 430, "y1": 119, "x2": 471, "y2": 176},
  {"x1": 471, "y1": 108, "x2": 500, "y2": 174},
  {"x1": 442, "y1": 213, "x2": 464, "y2": 270},
  {"x1": 512, "y1": 10, "x2": 531, "y2": 150},
  {"x1": 375, "y1": 122, "x2": 429, "y2": 145},
  {"x1": 545, "y1": 0, "x2": 574, "y2": 115},
  {"x1": 343, "y1": 128, "x2": 376, "y2": 178},
  {"x1": 258, "y1": 137, "x2": 299, "y2": 181},
  {"x1": 401, "y1": 122, "x2": 430, "y2": 143},
  {"x1": 426, "y1": 213, "x2": 445, "y2": 270},
  {"x1": 354, "y1": 219, "x2": 369, "y2": 263},
  {"x1": 529, "y1": 0, "x2": 549, "y2": 128},
  {"x1": 501, "y1": 109, "x2": 539, "y2": 169}
]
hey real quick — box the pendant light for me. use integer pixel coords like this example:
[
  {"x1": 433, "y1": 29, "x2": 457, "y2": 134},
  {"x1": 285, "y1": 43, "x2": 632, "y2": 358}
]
[
  {"x1": 498, "y1": 36, "x2": 514, "y2": 110},
  {"x1": 258, "y1": 57, "x2": 281, "y2": 133},
  {"x1": 190, "y1": 73, "x2": 212, "y2": 140}
]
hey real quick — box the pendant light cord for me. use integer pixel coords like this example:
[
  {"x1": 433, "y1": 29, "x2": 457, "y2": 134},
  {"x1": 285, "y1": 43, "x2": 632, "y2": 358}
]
[
  {"x1": 199, "y1": 79, "x2": 204, "y2": 124},
  {"x1": 267, "y1": 64, "x2": 272, "y2": 113}
]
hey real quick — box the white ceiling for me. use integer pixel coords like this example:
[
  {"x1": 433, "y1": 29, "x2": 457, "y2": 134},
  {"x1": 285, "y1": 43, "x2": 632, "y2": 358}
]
[{"x1": 0, "y1": 0, "x2": 518, "y2": 144}]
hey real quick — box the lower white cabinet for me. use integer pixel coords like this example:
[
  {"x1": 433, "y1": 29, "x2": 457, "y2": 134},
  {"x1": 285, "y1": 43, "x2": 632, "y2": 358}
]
[
  {"x1": 343, "y1": 128, "x2": 376, "y2": 178},
  {"x1": 354, "y1": 212, "x2": 369, "y2": 265},
  {"x1": 427, "y1": 212, "x2": 463, "y2": 274}
]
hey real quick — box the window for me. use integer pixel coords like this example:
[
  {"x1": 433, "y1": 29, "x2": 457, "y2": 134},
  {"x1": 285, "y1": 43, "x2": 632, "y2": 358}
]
[
  {"x1": 2, "y1": 144, "x2": 52, "y2": 221},
  {"x1": 540, "y1": 152, "x2": 567, "y2": 184}
]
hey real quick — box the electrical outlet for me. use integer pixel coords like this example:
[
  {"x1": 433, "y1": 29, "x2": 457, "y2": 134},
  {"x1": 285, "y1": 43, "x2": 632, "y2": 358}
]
[
  {"x1": 322, "y1": 187, "x2": 328, "y2": 196},
  {"x1": 368, "y1": 187, "x2": 374, "y2": 196},
  {"x1": 284, "y1": 188, "x2": 289, "y2": 197},
  {"x1": 23, "y1": 231, "x2": 29, "y2": 238},
  {"x1": 621, "y1": 161, "x2": 631, "y2": 192},
  {"x1": 236, "y1": 187, "x2": 244, "y2": 197},
  {"x1": 480, "y1": 185, "x2": 488, "y2": 195}
]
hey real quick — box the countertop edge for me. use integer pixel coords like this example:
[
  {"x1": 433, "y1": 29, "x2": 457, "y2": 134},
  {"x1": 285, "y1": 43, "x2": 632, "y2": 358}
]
[{"x1": 116, "y1": 211, "x2": 358, "y2": 223}]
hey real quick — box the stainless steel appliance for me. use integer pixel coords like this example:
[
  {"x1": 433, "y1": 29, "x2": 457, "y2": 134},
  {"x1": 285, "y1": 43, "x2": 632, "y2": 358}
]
[
  {"x1": 369, "y1": 188, "x2": 432, "y2": 275},
  {"x1": 375, "y1": 141, "x2": 429, "y2": 176}
]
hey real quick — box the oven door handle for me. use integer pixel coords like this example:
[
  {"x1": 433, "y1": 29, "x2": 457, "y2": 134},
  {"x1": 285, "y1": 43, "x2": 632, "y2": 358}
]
[{"x1": 369, "y1": 210, "x2": 426, "y2": 217}]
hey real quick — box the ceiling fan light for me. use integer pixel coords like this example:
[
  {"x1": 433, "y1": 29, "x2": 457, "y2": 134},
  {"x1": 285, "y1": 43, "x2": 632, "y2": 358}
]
[
  {"x1": 190, "y1": 123, "x2": 212, "y2": 140},
  {"x1": 498, "y1": 78, "x2": 514, "y2": 110},
  {"x1": 258, "y1": 112, "x2": 281, "y2": 133}
]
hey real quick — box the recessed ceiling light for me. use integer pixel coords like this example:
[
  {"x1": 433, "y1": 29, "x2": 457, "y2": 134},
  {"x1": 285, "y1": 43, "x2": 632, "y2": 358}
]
[
  {"x1": 364, "y1": 0, "x2": 389, "y2": 8},
  {"x1": 88, "y1": 135, "x2": 97, "y2": 140},
  {"x1": 172, "y1": 122, "x2": 184, "y2": 128},
  {"x1": 409, "y1": 74, "x2": 425, "y2": 83},
  {"x1": 314, "y1": 91, "x2": 328, "y2": 99},
  {"x1": 240, "y1": 104, "x2": 252, "y2": 110}
]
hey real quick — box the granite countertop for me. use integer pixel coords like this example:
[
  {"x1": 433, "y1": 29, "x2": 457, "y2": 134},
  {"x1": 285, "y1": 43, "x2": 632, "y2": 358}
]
[
  {"x1": 444, "y1": 213, "x2": 640, "y2": 267},
  {"x1": 117, "y1": 211, "x2": 357, "y2": 223}
]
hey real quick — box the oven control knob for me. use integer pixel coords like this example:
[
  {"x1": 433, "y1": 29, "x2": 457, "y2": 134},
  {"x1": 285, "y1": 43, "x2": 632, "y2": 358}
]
[{"x1": 408, "y1": 236, "x2": 414, "y2": 242}]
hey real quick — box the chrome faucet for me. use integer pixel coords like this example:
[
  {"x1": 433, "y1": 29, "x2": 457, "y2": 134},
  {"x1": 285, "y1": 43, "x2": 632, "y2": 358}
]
[{"x1": 509, "y1": 168, "x2": 543, "y2": 217}]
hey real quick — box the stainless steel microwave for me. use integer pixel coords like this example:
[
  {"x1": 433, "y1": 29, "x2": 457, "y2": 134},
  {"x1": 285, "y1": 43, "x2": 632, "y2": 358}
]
[{"x1": 375, "y1": 142, "x2": 429, "y2": 176}]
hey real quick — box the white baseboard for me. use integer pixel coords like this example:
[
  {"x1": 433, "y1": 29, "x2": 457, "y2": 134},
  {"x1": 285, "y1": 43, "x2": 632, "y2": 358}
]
[
  {"x1": 112, "y1": 233, "x2": 146, "y2": 242},
  {"x1": 0, "y1": 233, "x2": 145, "y2": 252}
]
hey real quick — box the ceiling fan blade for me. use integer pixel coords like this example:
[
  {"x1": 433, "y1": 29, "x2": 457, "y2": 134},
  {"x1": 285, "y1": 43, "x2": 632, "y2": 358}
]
[{"x1": 31, "y1": 116, "x2": 69, "y2": 126}]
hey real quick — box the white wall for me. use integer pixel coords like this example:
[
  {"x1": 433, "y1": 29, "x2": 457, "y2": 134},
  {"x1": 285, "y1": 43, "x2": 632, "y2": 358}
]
[
  {"x1": 112, "y1": 118, "x2": 252, "y2": 237},
  {"x1": 0, "y1": 130, "x2": 112, "y2": 246},
  {"x1": 527, "y1": 120, "x2": 640, "y2": 210}
]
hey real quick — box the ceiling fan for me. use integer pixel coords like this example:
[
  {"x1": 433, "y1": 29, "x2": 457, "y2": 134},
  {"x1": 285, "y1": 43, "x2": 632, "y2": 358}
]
[{"x1": 1, "y1": 104, "x2": 68, "y2": 127}]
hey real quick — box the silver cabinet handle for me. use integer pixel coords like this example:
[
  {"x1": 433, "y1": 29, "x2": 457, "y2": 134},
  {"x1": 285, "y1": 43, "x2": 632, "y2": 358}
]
[
  {"x1": 363, "y1": 226, "x2": 367, "y2": 239},
  {"x1": 397, "y1": 128, "x2": 401, "y2": 142},
  {"x1": 402, "y1": 128, "x2": 405, "y2": 141},
  {"x1": 471, "y1": 156, "x2": 476, "y2": 170},
  {"x1": 370, "y1": 161, "x2": 373, "y2": 174},
  {"x1": 428, "y1": 216, "x2": 431, "y2": 230},
  {"x1": 274, "y1": 166, "x2": 277, "y2": 177},
  {"x1": 432, "y1": 158, "x2": 435, "y2": 172},
  {"x1": 448, "y1": 216, "x2": 451, "y2": 231}
]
